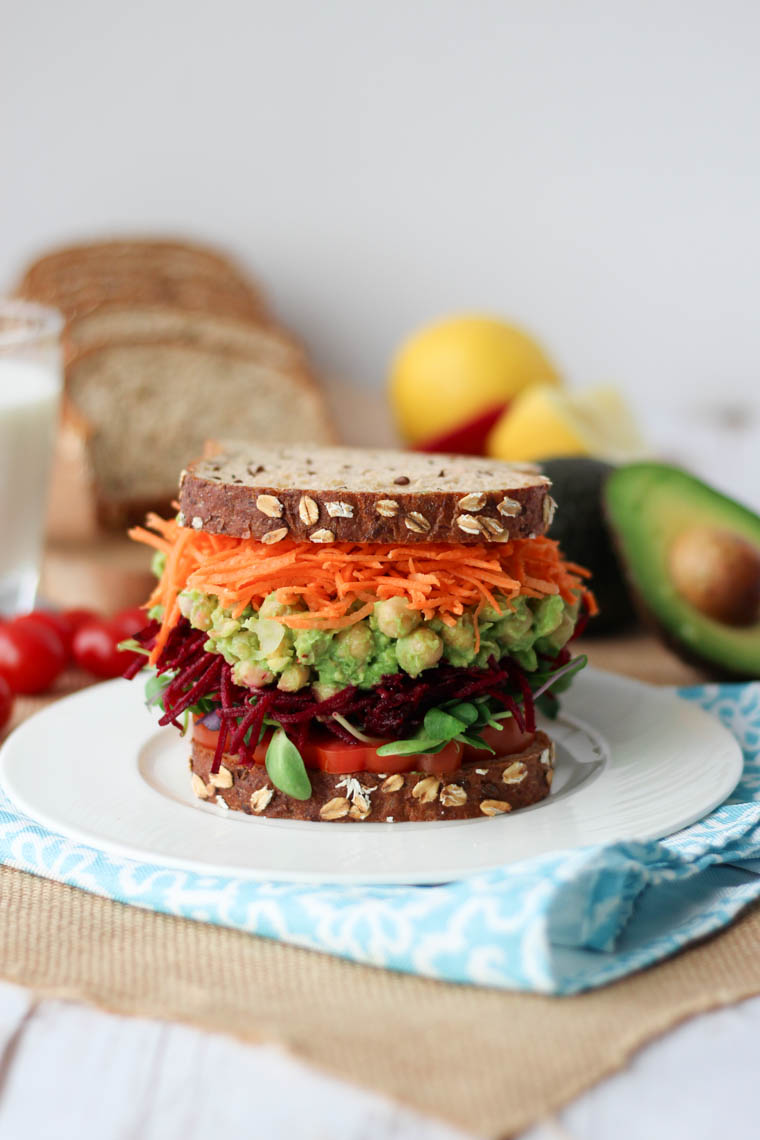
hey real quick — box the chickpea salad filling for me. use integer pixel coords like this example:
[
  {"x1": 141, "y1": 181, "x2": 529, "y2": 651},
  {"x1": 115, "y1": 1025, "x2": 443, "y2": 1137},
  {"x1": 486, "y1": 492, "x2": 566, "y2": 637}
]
[{"x1": 124, "y1": 511, "x2": 595, "y2": 803}]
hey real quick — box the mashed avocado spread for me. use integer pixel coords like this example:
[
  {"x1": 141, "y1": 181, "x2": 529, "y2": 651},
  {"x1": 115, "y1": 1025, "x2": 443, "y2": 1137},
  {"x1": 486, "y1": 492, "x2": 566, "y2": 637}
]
[{"x1": 176, "y1": 588, "x2": 580, "y2": 693}]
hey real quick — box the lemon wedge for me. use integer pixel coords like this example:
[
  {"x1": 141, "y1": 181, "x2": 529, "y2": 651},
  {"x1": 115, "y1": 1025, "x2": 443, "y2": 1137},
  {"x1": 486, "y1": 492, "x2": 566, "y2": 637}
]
[{"x1": 486, "y1": 384, "x2": 648, "y2": 464}]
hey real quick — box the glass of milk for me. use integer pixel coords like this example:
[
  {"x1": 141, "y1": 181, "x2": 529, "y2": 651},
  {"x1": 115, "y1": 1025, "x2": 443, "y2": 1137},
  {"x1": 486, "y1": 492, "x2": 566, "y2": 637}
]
[{"x1": 0, "y1": 301, "x2": 63, "y2": 614}]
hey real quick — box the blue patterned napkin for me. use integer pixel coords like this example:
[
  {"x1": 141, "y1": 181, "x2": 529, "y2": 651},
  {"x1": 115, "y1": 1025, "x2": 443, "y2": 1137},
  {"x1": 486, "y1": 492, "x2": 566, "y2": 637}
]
[{"x1": 1, "y1": 683, "x2": 759, "y2": 995}]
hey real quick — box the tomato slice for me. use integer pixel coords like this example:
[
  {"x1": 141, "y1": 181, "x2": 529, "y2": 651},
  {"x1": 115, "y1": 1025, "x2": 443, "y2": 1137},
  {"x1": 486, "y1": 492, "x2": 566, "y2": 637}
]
[
  {"x1": 191, "y1": 721, "x2": 515, "y2": 775},
  {"x1": 305, "y1": 737, "x2": 372, "y2": 774},
  {"x1": 414, "y1": 740, "x2": 464, "y2": 775},
  {"x1": 192, "y1": 719, "x2": 272, "y2": 764},
  {"x1": 461, "y1": 719, "x2": 535, "y2": 761},
  {"x1": 191, "y1": 719, "x2": 467, "y2": 776},
  {"x1": 193, "y1": 721, "x2": 221, "y2": 749}
]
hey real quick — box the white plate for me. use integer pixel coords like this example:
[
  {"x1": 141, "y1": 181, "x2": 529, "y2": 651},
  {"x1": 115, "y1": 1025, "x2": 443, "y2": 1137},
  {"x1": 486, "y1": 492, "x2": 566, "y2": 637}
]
[{"x1": 0, "y1": 668, "x2": 743, "y2": 885}]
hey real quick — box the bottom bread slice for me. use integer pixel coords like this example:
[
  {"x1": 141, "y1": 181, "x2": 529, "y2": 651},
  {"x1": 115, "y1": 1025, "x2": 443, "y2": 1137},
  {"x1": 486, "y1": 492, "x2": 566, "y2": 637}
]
[{"x1": 189, "y1": 732, "x2": 555, "y2": 822}]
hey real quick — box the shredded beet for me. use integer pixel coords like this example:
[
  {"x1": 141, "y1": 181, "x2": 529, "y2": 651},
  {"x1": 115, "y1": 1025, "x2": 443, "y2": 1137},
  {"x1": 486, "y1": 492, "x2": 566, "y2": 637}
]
[{"x1": 127, "y1": 617, "x2": 570, "y2": 765}]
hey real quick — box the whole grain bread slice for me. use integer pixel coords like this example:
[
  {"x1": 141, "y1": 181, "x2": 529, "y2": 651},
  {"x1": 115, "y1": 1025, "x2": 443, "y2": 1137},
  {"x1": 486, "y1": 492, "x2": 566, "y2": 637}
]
[
  {"x1": 179, "y1": 442, "x2": 553, "y2": 545},
  {"x1": 191, "y1": 732, "x2": 555, "y2": 821},
  {"x1": 63, "y1": 343, "x2": 336, "y2": 528},
  {"x1": 65, "y1": 305, "x2": 303, "y2": 368}
]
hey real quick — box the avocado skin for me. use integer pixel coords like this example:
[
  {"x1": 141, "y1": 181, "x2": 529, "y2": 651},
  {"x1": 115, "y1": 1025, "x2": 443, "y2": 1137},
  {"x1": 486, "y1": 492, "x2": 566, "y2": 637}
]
[
  {"x1": 603, "y1": 462, "x2": 760, "y2": 679},
  {"x1": 540, "y1": 457, "x2": 637, "y2": 636}
]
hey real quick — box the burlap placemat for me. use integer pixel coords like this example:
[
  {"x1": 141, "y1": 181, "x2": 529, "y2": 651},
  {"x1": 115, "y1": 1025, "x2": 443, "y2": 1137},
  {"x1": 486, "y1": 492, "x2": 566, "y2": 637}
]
[{"x1": 2, "y1": 672, "x2": 760, "y2": 1138}]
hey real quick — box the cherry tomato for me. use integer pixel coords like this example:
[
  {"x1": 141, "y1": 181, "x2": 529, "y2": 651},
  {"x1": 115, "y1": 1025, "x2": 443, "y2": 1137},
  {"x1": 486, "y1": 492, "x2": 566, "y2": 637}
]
[
  {"x1": 110, "y1": 606, "x2": 149, "y2": 640},
  {"x1": 0, "y1": 620, "x2": 66, "y2": 694},
  {"x1": 0, "y1": 676, "x2": 13, "y2": 730},
  {"x1": 62, "y1": 608, "x2": 99, "y2": 636},
  {"x1": 15, "y1": 611, "x2": 74, "y2": 657},
  {"x1": 461, "y1": 719, "x2": 535, "y2": 762},
  {"x1": 72, "y1": 618, "x2": 143, "y2": 680}
]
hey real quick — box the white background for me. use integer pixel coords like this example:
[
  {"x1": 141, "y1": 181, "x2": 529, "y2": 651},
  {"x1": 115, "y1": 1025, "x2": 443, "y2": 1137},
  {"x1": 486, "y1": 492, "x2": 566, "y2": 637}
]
[{"x1": 2, "y1": 0, "x2": 759, "y2": 419}]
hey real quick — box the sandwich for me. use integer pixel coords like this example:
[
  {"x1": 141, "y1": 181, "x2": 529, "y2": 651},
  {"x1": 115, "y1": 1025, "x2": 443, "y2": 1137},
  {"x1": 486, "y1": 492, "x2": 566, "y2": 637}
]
[{"x1": 126, "y1": 442, "x2": 595, "y2": 822}]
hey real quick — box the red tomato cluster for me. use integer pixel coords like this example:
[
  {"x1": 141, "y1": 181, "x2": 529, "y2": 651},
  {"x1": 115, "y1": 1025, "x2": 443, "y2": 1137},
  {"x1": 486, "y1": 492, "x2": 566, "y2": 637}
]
[{"x1": 0, "y1": 605, "x2": 148, "y2": 729}]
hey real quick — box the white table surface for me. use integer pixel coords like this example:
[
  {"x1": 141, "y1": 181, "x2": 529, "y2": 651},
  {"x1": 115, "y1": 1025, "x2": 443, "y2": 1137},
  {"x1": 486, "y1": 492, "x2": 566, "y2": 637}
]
[{"x1": 0, "y1": 979, "x2": 757, "y2": 1139}]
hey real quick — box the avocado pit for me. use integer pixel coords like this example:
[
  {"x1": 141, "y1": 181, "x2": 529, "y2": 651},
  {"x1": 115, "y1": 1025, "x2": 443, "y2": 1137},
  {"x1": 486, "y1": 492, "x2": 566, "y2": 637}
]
[{"x1": 668, "y1": 526, "x2": 760, "y2": 627}]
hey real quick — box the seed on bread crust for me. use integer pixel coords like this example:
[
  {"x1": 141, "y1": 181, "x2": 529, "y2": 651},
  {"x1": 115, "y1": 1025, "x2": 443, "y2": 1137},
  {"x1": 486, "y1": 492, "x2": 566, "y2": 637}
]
[
  {"x1": 326, "y1": 501, "x2": 354, "y2": 518},
  {"x1": 412, "y1": 776, "x2": 440, "y2": 802},
  {"x1": 545, "y1": 769, "x2": 554, "y2": 786},
  {"x1": 310, "y1": 528, "x2": 335, "y2": 543},
  {"x1": 349, "y1": 794, "x2": 371, "y2": 820},
  {"x1": 543, "y1": 496, "x2": 557, "y2": 527},
  {"x1": 191, "y1": 773, "x2": 211, "y2": 799},
  {"x1": 479, "y1": 516, "x2": 506, "y2": 538},
  {"x1": 457, "y1": 514, "x2": 482, "y2": 535},
  {"x1": 497, "y1": 497, "x2": 522, "y2": 517},
  {"x1": 298, "y1": 495, "x2": 319, "y2": 525},
  {"x1": 376, "y1": 499, "x2": 399, "y2": 518},
  {"x1": 404, "y1": 512, "x2": 431, "y2": 534},
  {"x1": 501, "y1": 762, "x2": 528, "y2": 785},
  {"x1": 457, "y1": 492, "x2": 486, "y2": 511},
  {"x1": 320, "y1": 796, "x2": 350, "y2": 820},
  {"x1": 262, "y1": 527, "x2": 288, "y2": 544},
  {"x1": 440, "y1": 783, "x2": 467, "y2": 807},
  {"x1": 209, "y1": 765, "x2": 233, "y2": 788},
  {"x1": 191, "y1": 515, "x2": 204, "y2": 529},
  {"x1": 480, "y1": 799, "x2": 512, "y2": 816},
  {"x1": 381, "y1": 774, "x2": 404, "y2": 793},
  {"x1": 250, "y1": 786, "x2": 273, "y2": 812},
  {"x1": 256, "y1": 494, "x2": 283, "y2": 518}
]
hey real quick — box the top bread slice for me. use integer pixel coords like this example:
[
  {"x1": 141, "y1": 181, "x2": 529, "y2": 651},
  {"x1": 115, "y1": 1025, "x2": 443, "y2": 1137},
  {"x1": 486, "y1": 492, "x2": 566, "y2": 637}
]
[{"x1": 179, "y1": 442, "x2": 554, "y2": 544}]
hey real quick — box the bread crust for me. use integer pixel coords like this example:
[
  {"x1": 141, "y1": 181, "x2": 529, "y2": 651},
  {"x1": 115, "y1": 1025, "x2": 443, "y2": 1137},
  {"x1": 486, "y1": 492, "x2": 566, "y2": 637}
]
[
  {"x1": 179, "y1": 446, "x2": 553, "y2": 545},
  {"x1": 190, "y1": 732, "x2": 555, "y2": 821}
]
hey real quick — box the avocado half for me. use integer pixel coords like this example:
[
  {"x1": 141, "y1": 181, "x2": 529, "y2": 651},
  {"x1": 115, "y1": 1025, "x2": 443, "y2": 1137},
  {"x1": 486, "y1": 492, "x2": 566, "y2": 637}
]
[
  {"x1": 540, "y1": 457, "x2": 636, "y2": 635},
  {"x1": 604, "y1": 463, "x2": 760, "y2": 678}
]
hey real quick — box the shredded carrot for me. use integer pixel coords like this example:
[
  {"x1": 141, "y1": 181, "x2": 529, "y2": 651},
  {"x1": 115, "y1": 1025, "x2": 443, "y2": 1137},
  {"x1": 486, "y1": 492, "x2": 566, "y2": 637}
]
[{"x1": 130, "y1": 515, "x2": 594, "y2": 664}]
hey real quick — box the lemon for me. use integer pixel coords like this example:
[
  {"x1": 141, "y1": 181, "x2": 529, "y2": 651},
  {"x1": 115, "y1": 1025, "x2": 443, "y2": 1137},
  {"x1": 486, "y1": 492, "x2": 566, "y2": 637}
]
[
  {"x1": 389, "y1": 316, "x2": 561, "y2": 445},
  {"x1": 486, "y1": 384, "x2": 648, "y2": 463}
]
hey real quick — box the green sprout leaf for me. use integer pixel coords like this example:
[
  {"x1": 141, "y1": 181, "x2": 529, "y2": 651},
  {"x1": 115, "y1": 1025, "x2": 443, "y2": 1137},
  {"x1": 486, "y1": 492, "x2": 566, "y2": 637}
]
[
  {"x1": 375, "y1": 737, "x2": 444, "y2": 757},
  {"x1": 422, "y1": 708, "x2": 468, "y2": 740},
  {"x1": 118, "y1": 637, "x2": 150, "y2": 656},
  {"x1": 265, "y1": 728, "x2": 312, "y2": 800},
  {"x1": 445, "y1": 701, "x2": 479, "y2": 726},
  {"x1": 144, "y1": 670, "x2": 173, "y2": 707}
]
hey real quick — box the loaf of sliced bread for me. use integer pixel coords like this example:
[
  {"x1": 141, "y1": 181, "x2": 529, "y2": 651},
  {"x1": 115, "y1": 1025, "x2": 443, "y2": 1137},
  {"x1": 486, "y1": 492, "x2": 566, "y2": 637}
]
[
  {"x1": 179, "y1": 441, "x2": 553, "y2": 544},
  {"x1": 190, "y1": 732, "x2": 555, "y2": 821},
  {"x1": 63, "y1": 343, "x2": 336, "y2": 527}
]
